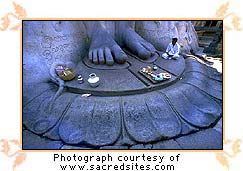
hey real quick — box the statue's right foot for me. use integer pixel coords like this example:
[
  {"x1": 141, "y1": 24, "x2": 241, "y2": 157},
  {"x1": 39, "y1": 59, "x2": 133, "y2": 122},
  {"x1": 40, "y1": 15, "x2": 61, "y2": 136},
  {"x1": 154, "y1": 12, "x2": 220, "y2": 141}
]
[
  {"x1": 88, "y1": 29, "x2": 128, "y2": 66},
  {"x1": 119, "y1": 27, "x2": 157, "y2": 60}
]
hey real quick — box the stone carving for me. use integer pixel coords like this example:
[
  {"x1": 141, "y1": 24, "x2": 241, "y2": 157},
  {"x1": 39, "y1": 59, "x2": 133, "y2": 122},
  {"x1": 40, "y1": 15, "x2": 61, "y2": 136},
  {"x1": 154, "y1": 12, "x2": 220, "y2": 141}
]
[
  {"x1": 23, "y1": 21, "x2": 87, "y2": 67},
  {"x1": 136, "y1": 21, "x2": 199, "y2": 53},
  {"x1": 40, "y1": 32, "x2": 84, "y2": 66},
  {"x1": 23, "y1": 21, "x2": 222, "y2": 149},
  {"x1": 176, "y1": 21, "x2": 199, "y2": 52},
  {"x1": 83, "y1": 21, "x2": 157, "y2": 66}
]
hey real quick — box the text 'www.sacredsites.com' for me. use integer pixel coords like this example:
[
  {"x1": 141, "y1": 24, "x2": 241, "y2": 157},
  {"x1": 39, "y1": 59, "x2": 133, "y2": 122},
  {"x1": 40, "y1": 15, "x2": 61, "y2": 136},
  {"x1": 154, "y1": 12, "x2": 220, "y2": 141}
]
[{"x1": 54, "y1": 153, "x2": 181, "y2": 171}]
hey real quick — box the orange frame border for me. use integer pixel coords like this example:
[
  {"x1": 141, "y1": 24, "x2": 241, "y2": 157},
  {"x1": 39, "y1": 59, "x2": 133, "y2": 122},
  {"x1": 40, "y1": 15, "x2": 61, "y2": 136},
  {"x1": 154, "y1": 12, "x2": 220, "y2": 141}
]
[{"x1": 20, "y1": 18, "x2": 224, "y2": 153}]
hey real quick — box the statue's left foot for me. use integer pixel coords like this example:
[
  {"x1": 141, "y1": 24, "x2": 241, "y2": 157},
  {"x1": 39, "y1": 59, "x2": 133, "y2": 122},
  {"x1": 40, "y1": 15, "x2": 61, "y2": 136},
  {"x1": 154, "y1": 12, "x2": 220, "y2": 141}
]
[{"x1": 121, "y1": 28, "x2": 157, "y2": 60}]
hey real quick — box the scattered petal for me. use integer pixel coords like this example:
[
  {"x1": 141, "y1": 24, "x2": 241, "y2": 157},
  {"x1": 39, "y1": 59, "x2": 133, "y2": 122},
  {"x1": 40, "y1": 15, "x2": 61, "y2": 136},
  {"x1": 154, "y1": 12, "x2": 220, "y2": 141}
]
[{"x1": 81, "y1": 94, "x2": 91, "y2": 97}]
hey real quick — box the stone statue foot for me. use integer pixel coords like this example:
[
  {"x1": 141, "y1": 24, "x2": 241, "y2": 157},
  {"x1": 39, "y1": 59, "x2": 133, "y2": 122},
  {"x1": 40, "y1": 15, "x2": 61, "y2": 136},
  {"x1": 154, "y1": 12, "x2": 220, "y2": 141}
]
[
  {"x1": 88, "y1": 29, "x2": 128, "y2": 66},
  {"x1": 121, "y1": 28, "x2": 157, "y2": 60}
]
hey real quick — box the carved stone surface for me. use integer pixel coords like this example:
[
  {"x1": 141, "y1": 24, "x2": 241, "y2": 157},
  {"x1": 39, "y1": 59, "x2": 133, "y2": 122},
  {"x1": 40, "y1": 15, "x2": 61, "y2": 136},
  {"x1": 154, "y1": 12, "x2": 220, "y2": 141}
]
[
  {"x1": 152, "y1": 140, "x2": 181, "y2": 149},
  {"x1": 23, "y1": 130, "x2": 63, "y2": 149},
  {"x1": 135, "y1": 21, "x2": 199, "y2": 53},
  {"x1": 175, "y1": 129, "x2": 222, "y2": 149},
  {"x1": 23, "y1": 21, "x2": 222, "y2": 149},
  {"x1": 23, "y1": 21, "x2": 87, "y2": 68},
  {"x1": 23, "y1": 57, "x2": 222, "y2": 149},
  {"x1": 65, "y1": 54, "x2": 183, "y2": 96}
]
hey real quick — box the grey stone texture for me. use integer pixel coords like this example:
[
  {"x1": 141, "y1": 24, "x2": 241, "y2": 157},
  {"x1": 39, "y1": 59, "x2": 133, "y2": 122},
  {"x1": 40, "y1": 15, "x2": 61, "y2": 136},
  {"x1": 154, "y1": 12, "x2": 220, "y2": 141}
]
[
  {"x1": 100, "y1": 146, "x2": 129, "y2": 150},
  {"x1": 23, "y1": 21, "x2": 222, "y2": 149},
  {"x1": 130, "y1": 144, "x2": 153, "y2": 149},
  {"x1": 152, "y1": 140, "x2": 182, "y2": 149},
  {"x1": 23, "y1": 130, "x2": 63, "y2": 149},
  {"x1": 135, "y1": 21, "x2": 199, "y2": 53},
  {"x1": 59, "y1": 96, "x2": 121, "y2": 146},
  {"x1": 175, "y1": 129, "x2": 222, "y2": 149},
  {"x1": 159, "y1": 83, "x2": 221, "y2": 128},
  {"x1": 61, "y1": 145, "x2": 92, "y2": 150},
  {"x1": 213, "y1": 118, "x2": 223, "y2": 134}
]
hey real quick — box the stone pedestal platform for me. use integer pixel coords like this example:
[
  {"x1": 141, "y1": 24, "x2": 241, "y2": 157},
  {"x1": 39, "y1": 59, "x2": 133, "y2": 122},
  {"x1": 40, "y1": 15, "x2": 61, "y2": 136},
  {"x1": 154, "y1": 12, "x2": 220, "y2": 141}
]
[{"x1": 23, "y1": 53, "x2": 222, "y2": 149}]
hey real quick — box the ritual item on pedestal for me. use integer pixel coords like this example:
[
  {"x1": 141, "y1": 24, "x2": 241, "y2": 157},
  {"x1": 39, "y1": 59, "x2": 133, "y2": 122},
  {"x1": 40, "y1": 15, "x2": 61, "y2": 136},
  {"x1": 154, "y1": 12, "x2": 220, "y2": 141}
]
[
  {"x1": 139, "y1": 65, "x2": 171, "y2": 84},
  {"x1": 88, "y1": 73, "x2": 100, "y2": 87},
  {"x1": 55, "y1": 65, "x2": 76, "y2": 81}
]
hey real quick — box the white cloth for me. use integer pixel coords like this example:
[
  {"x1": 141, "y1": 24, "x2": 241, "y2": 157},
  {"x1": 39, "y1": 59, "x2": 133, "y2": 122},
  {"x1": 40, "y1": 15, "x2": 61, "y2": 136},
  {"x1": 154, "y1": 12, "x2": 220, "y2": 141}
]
[{"x1": 162, "y1": 42, "x2": 180, "y2": 59}]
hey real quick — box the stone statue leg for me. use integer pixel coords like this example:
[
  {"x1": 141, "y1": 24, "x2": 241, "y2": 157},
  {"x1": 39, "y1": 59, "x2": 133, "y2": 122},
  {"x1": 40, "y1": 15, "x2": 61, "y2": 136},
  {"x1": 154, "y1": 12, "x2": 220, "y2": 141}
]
[
  {"x1": 84, "y1": 21, "x2": 128, "y2": 65},
  {"x1": 116, "y1": 21, "x2": 157, "y2": 60}
]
